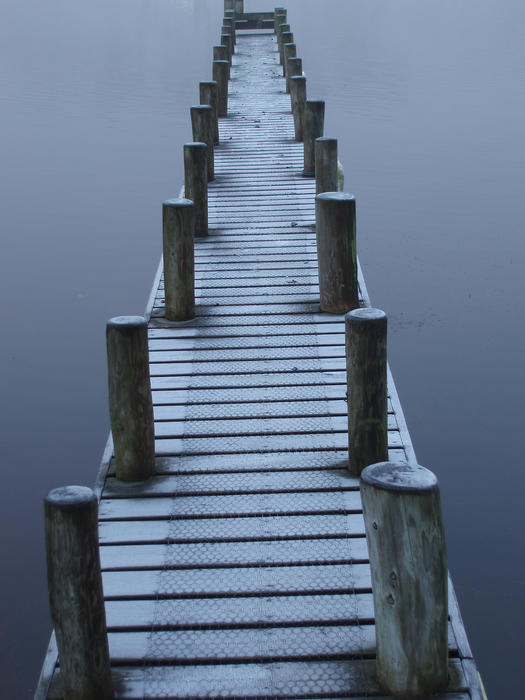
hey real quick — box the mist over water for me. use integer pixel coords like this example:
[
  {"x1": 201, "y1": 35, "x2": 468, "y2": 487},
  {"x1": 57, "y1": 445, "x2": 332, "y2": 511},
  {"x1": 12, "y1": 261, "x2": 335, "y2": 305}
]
[{"x1": 1, "y1": 1, "x2": 523, "y2": 696}]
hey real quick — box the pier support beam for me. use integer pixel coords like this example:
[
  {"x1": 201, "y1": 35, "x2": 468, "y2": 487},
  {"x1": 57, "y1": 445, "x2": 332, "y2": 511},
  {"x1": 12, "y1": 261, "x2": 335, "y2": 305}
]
[
  {"x1": 303, "y1": 100, "x2": 325, "y2": 175},
  {"x1": 315, "y1": 137, "x2": 338, "y2": 194},
  {"x1": 200, "y1": 81, "x2": 219, "y2": 146},
  {"x1": 315, "y1": 191, "x2": 358, "y2": 313},
  {"x1": 345, "y1": 308, "x2": 388, "y2": 475},
  {"x1": 190, "y1": 105, "x2": 214, "y2": 181},
  {"x1": 213, "y1": 60, "x2": 230, "y2": 117},
  {"x1": 163, "y1": 198, "x2": 195, "y2": 322},
  {"x1": 106, "y1": 316, "x2": 155, "y2": 481},
  {"x1": 184, "y1": 142, "x2": 208, "y2": 238},
  {"x1": 290, "y1": 75, "x2": 306, "y2": 141},
  {"x1": 360, "y1": 461, "x2": 449, "y2": 698},
  {"x1": 45, "y1": 486, "x2": 113, "y2": 700}
]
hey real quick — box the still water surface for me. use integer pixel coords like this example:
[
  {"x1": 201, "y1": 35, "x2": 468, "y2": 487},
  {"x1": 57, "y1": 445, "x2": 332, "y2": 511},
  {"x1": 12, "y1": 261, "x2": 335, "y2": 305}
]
[{"x1": 1, "y1": 0, "x2": 523, "y2": 696}]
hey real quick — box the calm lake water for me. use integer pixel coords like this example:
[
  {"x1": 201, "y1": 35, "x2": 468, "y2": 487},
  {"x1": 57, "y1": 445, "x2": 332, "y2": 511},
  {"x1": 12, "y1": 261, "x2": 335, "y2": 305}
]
[{"x1": 1, "y1": 0, "x2": 523, "y2": 696}]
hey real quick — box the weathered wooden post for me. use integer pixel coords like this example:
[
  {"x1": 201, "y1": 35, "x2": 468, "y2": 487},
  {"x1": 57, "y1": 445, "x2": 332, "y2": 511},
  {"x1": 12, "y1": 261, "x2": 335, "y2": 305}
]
[
  {"x1": 220, "y1": 33, "x2": 233, "y2": 65},
  {"x1": 213, "y1": 60, "x2": 229, "y2": 117},
  {"x1": 360, "y1": 461, "x2": 449, "y2": 698},
  {"x1": 234, "y1": 0, "x2": 244, "y2": 14},
  {"x1": 303, "y1": 99, "x2": 325, "y2": 175},
  {"x1": 222, "y1": 25, "x2": 235, "y2": 54},
  {"x1": 283, "y1": 43, "x2": 297, "y2": 87},
  {"x1": 315, "y1": 137, "x2": 338, "y2": 194},
  {"x1": 45, "y1": 486, "x2": 113, "y2": 699},
  {"x1": 290, "y1": 75, "x2": 306, "y2": 141},
  {"x1": 106, "y1": 316, "x2": 155, "y2": 482},
  {"x1": 280, "y1": 31, "x2": 293, "y2": 67},
  {"x1": 274, "y1": 12, "x2": 286, "y2": 36},
  {"x1": 223, "y1": 17, "x2": 236, "y2": 46},
  {"x1": 200, "y1": 80, "x2": 219, "y2": 146},
  {"x1": 224, "y1": 0, "x2": 234, "y2": 12},
  {"x1": 286, "y1": 56, "x2": 302, "y2": 93},
  {"x1": 190, "y1": 104, "x2": 214, "y2": 181},
  {"x1": 278, "y1": 23, "x2": 290, "y2": 64},
  {"x1": 162, "y1": 198, "x2": 195, "y2": 322},
  {"x1": 184, "y1": 142, "x2": 208, "y2": 238},
  {"x1": 345, "y1": 308, "x2": 388, "y2": 475},
  {"x1": 315, "y1": 192, "x2": 358, "y2": 313},
  {"x1": 213, "y1": 45, "x2": 230, "y2": 79}
]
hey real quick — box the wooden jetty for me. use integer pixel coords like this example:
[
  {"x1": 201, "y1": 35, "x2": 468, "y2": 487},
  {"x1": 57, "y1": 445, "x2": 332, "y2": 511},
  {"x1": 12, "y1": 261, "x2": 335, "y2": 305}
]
[{"x1": 36, "y1": 6, "x2": 484, "y2": 699}]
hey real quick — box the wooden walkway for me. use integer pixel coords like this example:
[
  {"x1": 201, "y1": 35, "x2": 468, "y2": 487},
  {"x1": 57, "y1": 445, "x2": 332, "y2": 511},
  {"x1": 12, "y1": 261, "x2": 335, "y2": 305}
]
[{"x1": 38, "y1": 29, "x2": 482, "y2": 700}]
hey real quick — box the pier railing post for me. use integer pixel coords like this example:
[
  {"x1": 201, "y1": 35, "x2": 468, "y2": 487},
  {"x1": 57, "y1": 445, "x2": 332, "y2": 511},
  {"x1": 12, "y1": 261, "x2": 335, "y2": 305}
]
[
  {"x1": 162, "y1": 198, "x2": 195, "y2": 322},
  {"x1": 303, "y1": 99, "x2": 325, "y2": 175},
  {"x1": 234, "y1": 0, "x2": 244, "y2": 14},
  {"x1": 184, "y1": 142, "x2": 208, "y2": 238},
  {"x1": 315, "y1": 137, "x2": 338, "y2": 194},
  {"x1": 190, "y1": 104, "x2": 214, "y2": 181},
  {"x1": 213, "y1": 45, "x2": 230, "y2": 79},
  {"x1": 283, "y1": 43, "x2": 297, "y2": 89},
  {"x1": 223, "y1": 17, "x2": 236, "y2": 46},
  {"x1": 315, "y1": 192, "x2": 358, "y2": 313},
  {"x1": 286, "y1": 56, "x2": 302, "y2": 94},
  {"x1": 278, "y1": 23, "x2": 290, "y2": 64},
  {"x1": 199, "y1": 80, "x2": 219, "y2": 146},
  {"x1": 220, "y1": 33, "x2": 233, "y2": 66},
  {"x1": 213, "y1": 60, "x2": 229, "y2": 117},
  {"x1": 290, "y1": 75, "x2": 307, "y2": 141},
  {"x1": 45, "y1": 486, "x2": 113, "y2": 699},
  {"x1": 106, "y1": 316, "x2": 155, "y2": 481},
  {"x1": 360, "y1": 461, "x2": 449, "y2": 697},
  {"x1": 221, "y1": 25, "x2": 235, "y2": 55},
  {"x1": 280, "y1": 30, "x2": 293, "y2": 67},
  {"x1": 345, "y1": 308, "x2": 388, "y2": 475},
  {"x1": 274, "y1": 10, "x2": 286, "y2": 34}
]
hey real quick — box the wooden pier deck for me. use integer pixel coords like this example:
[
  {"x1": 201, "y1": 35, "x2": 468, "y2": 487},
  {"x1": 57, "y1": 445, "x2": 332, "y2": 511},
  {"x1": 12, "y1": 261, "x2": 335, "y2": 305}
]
[{"x1": 37, "y1": 27, "x2": 482, "y2": 700}]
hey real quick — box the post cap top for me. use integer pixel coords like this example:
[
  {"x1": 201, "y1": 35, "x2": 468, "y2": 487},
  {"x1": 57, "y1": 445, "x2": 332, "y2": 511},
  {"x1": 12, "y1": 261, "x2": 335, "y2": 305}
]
[
  {"x1": 107, "y1": 315, "x2": 147, "y2": 329},
  {"x1": 45, "y1": 485, "x2": 96, "y2": 510},
  {"x1": 184, "y1": 141, "x2": 207, "y2": 149},
  {"x1": 346, "y1": 307, "x2": 386, "y2": 323},
  {"x1": 190, "y1": 104, "x2": 212, "y2": 111},
  {"x1": 199, "y1": 80, "x2": 218, "y2": 87},
  {"x1": 361, "y1": 461, "x2": 439, "y2": 494},
  {"x1": 213, "y1": 59, "x2": 230, "y2": 64},
  {"x1": 316, "y1": 191, "x2": 355, "y2": 202},
  {"x1": 290, "y1": 75, "x2": 306, "y2": 82},
  {"x1": 315, "y1": 136, "x2": 337, "y2": 144},
  {"x1": 163, "y1": 198, "x2": 194, "y2": 208}
]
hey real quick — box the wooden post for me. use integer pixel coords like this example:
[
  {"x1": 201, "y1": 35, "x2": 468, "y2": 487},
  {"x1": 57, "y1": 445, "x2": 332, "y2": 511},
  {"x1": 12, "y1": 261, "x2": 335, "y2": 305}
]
[
  {"x1": 283, "y1": 43, "x2": 297, "y2": 87},
  {"x1": 274, "y1": 12, "x2": 286, "y2": 36},
  {"x1": 200, "y1": 80, "x2": 219, "y2": 146},
  {"x1": 221, "y1": 25, "x2": 234, "y2": 54},
  {"x1": 345, "y1": 308, "x2": 388, "y2": 475},
  {"x1": 224, "y1": 0, "x2": 234, "y2": 12},
  {"x1": 315, "y1": 137, "x2": 338, "y2": 194},
  {"x1": 234, "y1": 0, "x2": 244, "y2": 14},
  {"x1": 223, "y1": 18, "x2": 236, "y2": 45},
  {"x1": 220, "y1": 33, "x2": 233, "y2": 65},
  {"x1": 315, "y1": 192, "x2": 358, "y2": 313},
  {"x1": 303, "y1": 100, "x2": 325, "y2": 175},
  {"x1": 213, "y1": 60, "x2": 229, "y2": 117},
  {"x1": 278, "y1": 23, "x2": 290, "y2": 64},
  {"x1": 280, "y1": 30, "x2": 293, "y2": 67},
  {"x1": 190, "y1": 105, "x2": 214, "y2": 182},
  {"x1": 290, "y1": 75, "x2": 306, "y2": 142},
  {"x1": 106, "y1": 316, "x2": 155, "y2": 481},
  {"x1": 286, "y1": 56, "x2": 302, "y2": 94},
  {"x1": 184, "y1": 142, "x2": 208, "y2": 238},
  {"x1": 162, "y1": 198, "x2": 195, "y2": 322},
  {"x1": 213, "y1": 45, "x2": 230, "y2": 79},
  {"x1": 360, "y1": 461, "x2": 449, "y2": 697},
  {"x1": 45, "y1": 486, "x2": 113, "y2": 699}
]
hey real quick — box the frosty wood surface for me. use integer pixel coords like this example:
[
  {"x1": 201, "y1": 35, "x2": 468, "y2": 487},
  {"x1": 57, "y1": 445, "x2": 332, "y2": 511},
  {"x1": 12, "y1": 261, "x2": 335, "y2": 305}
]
[{"x1": 37, "y1": 28, "x2": 481, "y2": 700}]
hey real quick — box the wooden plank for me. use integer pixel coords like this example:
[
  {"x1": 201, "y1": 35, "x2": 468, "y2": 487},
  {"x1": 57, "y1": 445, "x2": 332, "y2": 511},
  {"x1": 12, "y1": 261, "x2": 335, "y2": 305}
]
[
  {"x1": 98, "y1": 514, "x2": 367, "y2": 544},
  {"x1": 48, "y1": 660, "x2": 468, "y2": 700}
]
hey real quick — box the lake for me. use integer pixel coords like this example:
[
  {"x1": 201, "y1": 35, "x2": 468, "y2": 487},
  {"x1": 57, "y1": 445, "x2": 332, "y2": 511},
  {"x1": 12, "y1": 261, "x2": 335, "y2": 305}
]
[{"x1": 1, "y1": 0, "x2": 523, "y2": 696}]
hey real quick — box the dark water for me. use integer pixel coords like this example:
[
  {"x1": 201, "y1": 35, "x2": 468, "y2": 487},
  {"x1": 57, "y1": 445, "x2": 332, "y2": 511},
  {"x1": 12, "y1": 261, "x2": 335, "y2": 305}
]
[{"x1": 1, "y1": 1, "x2": 523, "y2": 696}]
